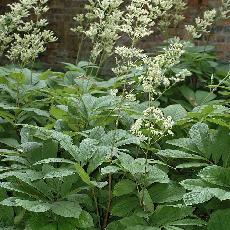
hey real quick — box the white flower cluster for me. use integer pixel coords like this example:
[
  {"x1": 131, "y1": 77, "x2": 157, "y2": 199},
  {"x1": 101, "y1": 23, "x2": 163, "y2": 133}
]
[
  {"x1": 139, "y1": 38, "x2": 190, "y2": 94},
  {"x1": 121, "y1": 0, "x2": 186, "y2": 42},
  {"x1": 71, "y1": 0, "x2": 188, "y2": 66},
  {"x1": 185, "y1": 9, "x2": 217, "y2": 39},
  {"x1": 174, "y1": 69, "x2": 192, "y2": 82},
  {"x1": 71, "y1": 0, "x2": 123, "y2": 63},
  {"x1": 125, "y1": 93, "x2": 136, "y2": 102},
  {"x1": 154, "y1": 0, "x2": 186, "y2": 31},
  {"x1": 7, "y1": 31, "x2": 55, "y2": 65},
  {"x1": 121, "y1": 0, "x2": 155, "y2": 44},
  {"x1": 112, "y1": 46, "x2": 146, "y2": 76},
  {"x1": 220, "y1": 0, "x2": 230, "y2": 19},
  {"x1": 131, "y1": 106, "x2": 174, "y2": 140},
  {"x1": 109, "y1": 89, "x2": 118, "y2": 97},
  {"x1": 0, "y1": 0, "x2": 56, "y2": 65}
]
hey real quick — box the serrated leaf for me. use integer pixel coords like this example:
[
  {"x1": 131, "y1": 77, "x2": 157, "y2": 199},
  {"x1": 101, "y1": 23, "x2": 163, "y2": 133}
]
[
  {"x1": 119, "y1": 215, "x2": 147, "y2": 227},
  {"x1": 51, "y1": 201, "x2": 82, "y2": 218},
  {"x1": 166, "y1": 138, "x2": 199, "y2": 153},
  {"x1": 182, "y1": 188, "x2": 230, "y2": 205},
  {"x1": 113, "y1": 179, "x2": 136, "y2": 197},
  {"x1": 156, "y1": 149, "x2": 204, "y2": 160},
  {"x1": 208, "y1": 208, "x2": 230, "y2": 230},
  {"x1": 0, "y1": 138, "x2": 19, "y2": 147},
  {"x1": 164, "y1": 226, "x2": 183, "y2": 230},
  {"x1": 149, "y1": 205, "x2": 194, "y2": 227},
  {"x1": 0, "y1": 149, "x2": 19, "y2": 155},
  {"x1": 149, "y1": 183, "x2": 185, "y2": 203},
  {"x1": 34, "y1": 158, "x2": 75, "y2": 165},
  {"x1": 22, "y1": 108, "x2": 50, "y2": 117},
  {"x1": 75, "y1": 210, "x2": 94, "y2": 228},
  {"x1": 75, "y1": 163, "x2": 91, "y2": 185},
  {"x1": 139, "y1": 189, "x2": 154, "y2": 212},
  {"x1": 111, "y1": 197, "x2": 139, "y2": 217},
  {"x1": 0, "y1": 170, "x2": 43, "y2": 183},
  {"x1": 125, "y1": 226, "x2": 160, "y2": 230},
  {"x1": 198, "y1": 166, "x2": 230, "y2": 188},
  {"x1": 176, "y1": 162, "x2": 209, "y2": 169},
  {"x1": 43, "y1": 168, "x2": 75, "y2": 179},
  {"x1": 1, "y1": 155, "x2": 29, "y2": 165},
  {"x1": 24, "y1": 126, "x2": 79, "y2": 161},
  {"x1": 0, "y1": 188, "x2": 14, "y2": 225},
  {"x1": 168, "y1": 218, "x2": 206, "y2": 226},
  {"x1": 0, "y1": 182, "x2": 28, "y2": 195},
  {"x1": 101, "y1": 165, "x2": 120, "y2": 175},
  {"x1": 189, "y1": 123, "x2": 212, "y2": 158},
  {"x1": 163, "y1": 104, "x2": 187, "y2": 121},
  {"x1": 0, "y1": 198, "x2": 50, "y2": 213}
]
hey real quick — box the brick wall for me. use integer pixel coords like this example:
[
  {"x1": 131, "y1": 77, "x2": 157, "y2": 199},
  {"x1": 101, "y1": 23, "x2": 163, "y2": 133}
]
[{"x1": 0, "y1": 0, "x2": 229, "y2": 69}]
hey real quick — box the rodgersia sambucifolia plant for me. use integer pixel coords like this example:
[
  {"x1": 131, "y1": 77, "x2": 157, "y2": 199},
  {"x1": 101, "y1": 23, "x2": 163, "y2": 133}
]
[
  {"x1": 0, "y1": 1, "x2": 230, "y2": 229},
  {"x1": 71, "y1": 0, "x2": 229, "y2": 142},
  {"x1": 0, "y1": 0, "x2": 228, "y2": 150}
]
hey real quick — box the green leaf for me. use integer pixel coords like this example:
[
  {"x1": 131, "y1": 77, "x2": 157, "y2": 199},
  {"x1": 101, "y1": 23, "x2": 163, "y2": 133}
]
[
  {"x1": 33, "y1": 158, "x2": 75, "y2": 165},
  {"x1": 43, "y1": 168, "x2": 75, "y2": 179},
  {"x1": 189, "y1": 123, "x2": 212, "y2": 158},
  {"x1": 22, "y1": 108, "x2": 50, "y2": 117},
  {"x1": 0, "y1": 138, "x2": 19, "y2": 148},
  {"x1": 167, "y1": 123, "x2": 230, "y2": 167},
  {"x1": 164, "y1": 226, "x2": 183, "y2": 230},
  {"x1": 0, "y1": 170, "x2": 43, "y2": 183},
  {"x1": 176, "y1": 162, "x2": 209, "y2": 169},
  {"x1": 0, "y1": 182, "x2": 29, "y2": 195},
  {"x1": 0, "y1": 198, "x2": 50, "y2": 213},
  {"x1": 149, "y1": 205, "x2": 194, "y2": 227},
  {"x1": 139, "y1": 189, "x2": 154, "y2": 212},
  {"x1": 24, "y1": 126, "x2": 79, "y2": 161},
  {"x1": 75, "y1": 163, "x2": 91, "y2": 185},
  {"x1": 101, "y1": 165, "x2": 120, "y2": 175},
  {"x1": 75, "y1": 210, "x2": 94, "y2": 228},
  {"x1": 1, "y1": 155, "x2": 29, "y2": 165},
  {"x1": 0, "y1": 149, "x2": 18, "y2": 155},
  {"x1": 195, "y1": 90, "x2": 216, "y2": 105},
  {"x1": 168, "y1": 218, "x2": 206, "y2": 226},
  {"x1": 106, "y1": 221, "x2": 123, "y2": 230},
  {"x1": 27, "y1": 215, "x2": 57, "y2": 230},
  {"x1": 119, "y1": 215, "x2": 147, "y2": 227},
  {"x1": 125, "y1": 226, "x2": 160, "y2": 230},
  {"x1": 163, "y1": 104, "x2": 187, "y2": 121},
  {"x1": 166, "y1": 138, "x2": 199, "y2": 153},
  {"x1": 156, "y1": 149, "x2": 204, "y2": 160},
  {"x1": 198, "y1": 166, "x2": 230, "y2": 188},
  {"x1": 50, "y1": 106, "x2": 68, "y2": 119},
  {"x1": 118, "y1": 153, "x2": 169, "y2": 184},
  {"x1": 0, "y1": 188, "x2": 14, "y2": 225},
  {"x1": 113, "y1": 179, "x2": 136, "y2": 197},
  {"x1": 149, "y1": 183, "x2": 185, "y2": 203},
  {"x1": 111, "y1": 197, "x2": 139, "y2": 217},
  {"x1": 182, "y1": 188, "x2": 230, "y2": 205},
  {"x1": 208, "y1": 208, "x2": 230, "y2": 230},
  {"x1": 58, "y1": 222, "x2": 76, "y2": 230},
  {"x1": 51, "y1": 201, "x2": 82, "y2": 218},
  {"x1": 179, "y1": 85, "x2": 196, "y2": 105}
]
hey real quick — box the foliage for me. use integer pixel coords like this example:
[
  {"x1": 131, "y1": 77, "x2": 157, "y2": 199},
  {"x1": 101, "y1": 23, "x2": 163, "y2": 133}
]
[{"x1": 0, "y1": 0, "x2": 230, "y2": 230}]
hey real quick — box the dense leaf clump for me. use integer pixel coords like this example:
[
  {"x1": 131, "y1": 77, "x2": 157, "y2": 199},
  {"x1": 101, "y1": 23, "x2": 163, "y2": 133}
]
[
  {"x1": 0, "y1": 62, "x2": 229, "y2": 229},
  {"x1": 0, "y1": 0, "x2": 230, "y2": 229}
]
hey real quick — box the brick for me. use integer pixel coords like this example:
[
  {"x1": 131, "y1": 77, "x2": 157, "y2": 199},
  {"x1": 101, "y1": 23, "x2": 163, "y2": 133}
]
[{"x1": 0, "y1": 0, "x2": 229, "y2": 69}]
